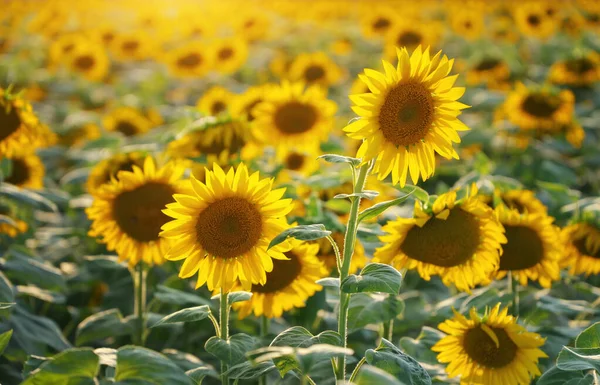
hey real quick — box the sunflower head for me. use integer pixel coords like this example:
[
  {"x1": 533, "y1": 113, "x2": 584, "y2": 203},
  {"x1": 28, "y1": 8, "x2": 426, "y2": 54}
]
[
  {"x1": 87, "y1": 151, "x2": 148, "y2": 195},
  {"x1": 0, "y1": 88, "x2": 46, "y2": 158},
  {"x1": 479, "y1": 189, "x2": 547, "y2": 215},
  {"x1": 465, "y1": 56, "x2": 511, "y2": 89},
  {"x1": 4, "y1": 150, "x2": 45, "y2": 189},
  {"x1": 287, "y1": 52, "x2": 343, "y2": 87},
  {"x1": 196, "y1": 86, "x2": 234, "y2": 118},
  {"x1": 433, "y1": 304, "x2": 547, "y2": 385},
  {"x1": 166, "y1": 42, "x2": 212, "y2": 79},
  {"x1": 59, "y1": 123, "x2": 101, "y2": 148},
  {"x1": 103, "y1": 107, "x2": 153, "y2": 137},
  {"x1": 211, "y1": 38, "x2": 248, "y2": 75},
  {"x1": 561, "y1": 221, "x2": 600, "y2": 276},
  {"x1": 345, "y1": 45, "x2": 469, "y2": 187},
  {"x1": 549, "y1": 53, "x2": 600, "y2": 87},
  {"x1": 67, "y1": 43, "x2": 110, "y2": 82},
  {"x1": 231, "y1": 84, "x2": 274, "y2": 124},
  {"x1": 514, "y1": 3, "x2": 557, "y2": 39}
]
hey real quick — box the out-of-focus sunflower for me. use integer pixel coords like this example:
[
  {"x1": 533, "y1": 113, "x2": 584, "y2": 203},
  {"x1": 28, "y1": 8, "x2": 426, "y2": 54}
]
[
  {"x1": 67, "y1": 43, "x2": 110, "y2": 82},
  {"x1": 47, "y1": 33, "x2": 88, "y2": 70},
  {"x1": 560, "y1": 8, "x2": 586, "y2": 36},
  {"x1": 465, "y1": 57, "x2": 511, "y2": 90},
  {"x1": 276, "y1": 148, "x2": 320, "y2": 182},
  {"x1": 287, "y1": 52, "x2": 343, "y2": 88},
  {"x1": 561, "y1": 222, "x2": 600, "y2": 276},
  {"x1": 432, "y1": 304, "x2": 546, "y2": 385},
  {"x1": 87, "y1": 151, "x2": 147, "y2": 195},
  {"x1": 360, "y1": 7, "x2": 397, "y2": 38},
  {"x1": 450, "y1": 10, "x2": 485, "y2": 40},
  {"x1": 235, "y1": 11, "x2": 271, "y2": 42},
  {"x1": 549, "y1": 53, "x2": 600, "y2": 87},
  {"x1": 345, "y1": 46, "x2": 469, "y2": 187},
  {"x1": 479, "y1": 189, "x2": 547, "y2": 215},
  {"x1": 0, "y1": 204, "x2": 27, "y2": 238},
  {"x1": 111, "y1": 32, "x2": 153, "y2": 61},
  {"x1": 196, "y1": 86, "x2": 234, "y2": 118},
  {"x1": 514, "y1": 3, "x2": 557, "y2": 39},
  {"x1": 383, "y1": 22, "x2": 439, "y2": 62},
  {"x1": 253, "y1": 81, "x2": 337, "y2": 151},
  {"x1": 86, "y1": 157, "x2": 186, "y2": 266},
  {"x1": 233, "y1": 240, "x2": 327, "y2": 318},
  {"x1": 490, "y1": 15, "x2": 520, "y2": 43},
  {"x1": 494, "y1": 205, "x2": 562, "y2": 288},
  {"x1": 269, "y1": 50, "x2": 294, "y2": 79},
  {"x1": 165, "y1": 43, "x2": 212, "y2": 78},
  {"x1": 0, "y1": 88, "x2": 46, "y2": 158},
  {"x1": 103, "y1": 106, "x2": 153, "y2": 137},
  {"x1": 374, "y1": 186, "x2": 506, "y2": 292},
  {"x1": 500, "y1": 83, "x2": 574, "y2": 132},
  {"x1": 231, "y1": 84, "x2": 273, "y2": 123},
  {"x1": 211, "y1": 38, "x2": 248, "y2": 74},
  {"x1": 315, "y1": 231, "x2": 367, "y2": 275},
  {"x1": 4, "y1": 150, "x2": 44, "y2": 189},
  {"x1": 58, "y1": 123, "x2": 101, "y2": 148},
  {"x1": 330, "y1": 37, "x2": 352, "y2": 56},
  {"x1": 161, "y1": 163, "x2": 293, "y2": 292},
  {"x1": 92, "y1": 23, "x2": 119, "y2": 48}
]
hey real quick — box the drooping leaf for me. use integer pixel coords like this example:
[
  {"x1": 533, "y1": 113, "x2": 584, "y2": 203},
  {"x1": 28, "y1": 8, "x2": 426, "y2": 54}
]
[
  {"x1": 154, "y1": 285, "x2": 212, "y2": 308},
  {"x1": 186, "y1": 365, "x2": 219, "y2": 384},
  {"x1": 398, "y1": 327, "x2": 445, "y2": 365},
  {"x1": 76, "y1": 309, "x2": 132, "y2": 346},
  {"x1": 0, "y1": 271, "x2": 14, "y2": 304},
  {"x1": 365, "y1": 339, "x2": 431, "y2": 385},
  {"x1": 2, "y1": 248, "x2": 66, "y2": 290},
  {"x1": 152, "y1": 306, "x2": 212, "y2": 328},
  {"x1": 575, "y1": 322, "x2": 600, "y2": 348},
  {"x1": 268, "y1": 224, "x2": 331, "y2": 250},
  {"x1": 557, "y1": 346, "x2": 600, "y2": 372},
  {"x1": 334, "y1": 190, "x2": 379, "y2": 200},
  {"x1": 225, "y1": 361, "x2": 276, "y2": 380},
  {"x1": 16, "y1": 285, "x2": 66, "y2": 304},
  {"x1": 114, "y1": 346, "x2": 193, "y2": 385},
  {"x1": 10, "y1": 306, "x2": 71, "y2": 354},
  {"x1": 205, "y1": 333, "x2": 258, "y2": 366},
  {"x1": 0, "y1": 329, "x2": 13, "y2": 356},
  {"x1": 357, "y1": 193, "x2": 414, "y2": 223},
  {"x1": 355, "y1": 365, "x2": 405, "y2": 385},
  {"x1": 317, "y1": 154, "x2": 361, "y2": 167},
  {"x1": 315, "y1": 278, "x2": 340, "y2": 288},
  {"x1": 0, "y1": 184, "x2": 58, "y2": 212},
  {"x1": 347, "y1": 293, "x2": 404, "y2": 330},
  {"x1": 537, "y1": 366, "x2": 588, "y2": 385},
  {"x1": 341, "y1": 263, "x2": 402, "y2": 294},
  {"x1": 21, "y1": 348, "x2": 100, "y2": 385}
]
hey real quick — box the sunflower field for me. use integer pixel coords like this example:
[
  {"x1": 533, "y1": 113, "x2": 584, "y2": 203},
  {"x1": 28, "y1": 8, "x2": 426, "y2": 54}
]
[{"x1": 1, "y1": 0, "x2": 600, "y2": 384}]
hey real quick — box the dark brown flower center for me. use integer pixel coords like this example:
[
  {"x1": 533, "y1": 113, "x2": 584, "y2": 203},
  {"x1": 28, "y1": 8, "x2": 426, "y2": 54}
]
[
  {"x1": 499, "y1": 225, "x2": 544, "y2": 270},
  {"x1": 475, "y1": 59, "x2": 501, "y2": 71},
  {"x1": 565, "y1": 58, "x2": 595, "y2": 74},
  {"x1": 122, "y1": 40, "x2": 139, "y2": 52},
  {"x1": 63, "y1": 43, "x2": 75, "y2": 54},
  {"x1": 195, "y1": 197, "x2": 263, "y2": 259},
  {"x1": 112, "y1": 182, "x2": 175, "y2": 242},
  {"x1": 285, "y1": 152, "x2": 306, "y2": 170},
  {"x1": 397, "y1": 31, "x2": 422, "y2": 47},
  {"x1": 0, "y1": 104, "x2": 21, "y2": 142},
  {"x1": 274, "y1": 102, "x2": 318, "y2": 134},
  {"x1": 102, "y1": 32, "x2": 115, "y2": 44},
  {"x1": 400, "y1": 208, "x2": 481, "y2": 267},
  {"x1": 74, "y1": 55, "x2": 96, "y2": 71},
  {"x1": 218, "y1": 48, "x2": 234, "y2": 61},
  {"x1": 304, "y1": 65, "x2": 326, "y2": 83},
  {"x1": 373, "y1": 17, "x2": 391, "y2": 31},
  {"x1": 211, "y1": 101, "x2": 227, "y2": 116},
  {"x1": 521, "y1": 93, "x2": 561, "y2": 118},
  {"x1": 115, "y1": 120, "x2": 139, "y2": 136},
  {"x1": 252, "y1": 251, "x2": 301, "y2": 293},
  {"x1": 5, "y1": 158, "x2": 30, "y2": 186},
  {"x1": 501, "y1": 197, "x2": 526, "y2": 213},
  {"x1": 378, "y1": 81, "x2": 434, "y2": 147},
  {"x1": 244, "y1": 99, "x2": 262, "y2": 122},
  {"x1": 193, "y1": 130, "x2": 246, "y2": 156},
  {"x1": 463, "y1": 325, "x2": 518, "y2": 368},
  {"x1": 527, "y1": 14, "x2": 541, "y2": 27},
  {"x1": 573, "y1": 232, "x2": 600, "y2": 259},
  {"x1": 177, "y1": 53, "x2": 202, "y2": 68}
]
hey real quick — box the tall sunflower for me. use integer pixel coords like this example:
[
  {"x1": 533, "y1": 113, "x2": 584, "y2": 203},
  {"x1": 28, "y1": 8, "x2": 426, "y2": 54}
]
[
  {"x1": 287, "y1": 52, "x2": 343, "y2": 88},
  {"x1": 345, "y1": 46, "x2": 469, "y2": 187},
  {"x1": 432, "y1": 304, "x2": 546, "y2": 385},
  {"x1": 4, "y1": 150, "x2": 45, "y2": 189},
  {"x1": 165, "y1": 42, "x2": 212, "y2": 79},
  {"x1": 561, "y1": 222, "x2": 600, "y2": 276},
  {"x1": 87, "y1": 152, "x2": 147, "y2": 195},
  {"x1": 196, "y1": 86, "x2": 234, "y2": 118},
  {"x1": 103, "y1": 107, "x2": 153, "y2": 137},
  {"x1": 253, "y1": 81, "x2": 337, "y2": 151},
  {"x1": 549, "y1": 53, "x2": 600, "y2": 87},
  {"x1": 86, "y1": 157, "x2": 186, "y2": 266},
  {"x1": 233, "y1": 240, "x2": 328, "y2": 318},
  {"x1": 0, "y1": 88, "x2": 46, "y2": 158},
  {"x1": 211, "y1": 37, "x2": 248, "y2": 75},
  {"x1": 374, "y1": 186, "x2": 506, "y2": 292},
  {"x1": 160, "y1": 163, "x2": 293, "y2": 292},
  {"x1": 494, "y1": 206, "x2": 562, "y2": 288}
]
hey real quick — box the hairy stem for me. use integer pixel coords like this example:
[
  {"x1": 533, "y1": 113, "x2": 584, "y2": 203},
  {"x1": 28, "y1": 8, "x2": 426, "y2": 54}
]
[
  {"x1": 133, "y1": 263, "x2": 147, "y2": 346},
  {"x1": 220, "y1": 290, "x2": 230, "y2": 385}
]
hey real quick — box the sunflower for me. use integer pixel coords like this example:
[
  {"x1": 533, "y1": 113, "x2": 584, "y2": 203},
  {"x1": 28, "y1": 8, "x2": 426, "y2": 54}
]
[
  {"x1": 87, "y1": 151, "x2": 147, "y2": 195},
  {"x1": 232, "y1": 240, "x2": 327, "y2": 318},
  {"x1": 432, "y1": 304, "x2": 546, "y2": 385},
  {"x1": 211, "y1": 38, "x2": 248, "y2": 75},
  {"x1": 450, "y1": 10, "x2": 485, "y2": 40},
  {"x1": 67, "y1": 43, "x2": 110, "y2": 82},
  {"x1": 47, "y1": 32, "x2": 88, "y2": 70},
  {"x1": 86, "y1": 157, "x2": 186, "y2": 266},
  {"x1": 0, "y1": 88, "x2": 46, "y2": 158},
  {"x1": 234, "y1": 11, "x2": 270, "y2": 42},
  {"x1": 276, "y1": 148, "x2": 320, "y2": 181},
  {"x1": 465, "y1": 57, "x2": 511, "y2": 89},
  {"x1": 373, "y1": 186, "x2": 506, "y2": 292},
  {"x1": 549, "y1": 53, "x2": 600, "y2": 87},
  {"x1": 196, "y1": 86, "x2": 234, "y2": 118},
  {"x1": 514, "y1": 3, "x2": 557, "y2": 39},
  {"x1": 479, "y1": 189, "x2": 547, "y2": 215},
  {"x1": 315, "y1": 231, "x2": 367, "y2": 275},
  {"x1": 383, "y1": 22, "x2": 439, "y2": 62},
  {"x1": 4, "y1": 150, "x2": 44, "y2": 189},
  {"x1": 287, "y1": 52, "x2": 343, "y2": 88},
  {"x1": 345, "y1": 46, "x2": 469, "y2": 187},
  {"x1": 360, "y1": 8, "x2": 397, "y2": 38},
  {"x1": 160, "y1": 163, "x2": 293, "y2": 292},
  {"x1": 58, "y1": 123, "x2": 101, "y2": 148},
  {"x1": 561, "y1": 222, "x2": 600, "y2": 276},
  {"x1": 330, "y1": 37, "x2": 352, "y2": 56},
  {"x1": 500, "y1": 83, "x2": 575, "y2": 132},
  {"x1": 269, "y1": 50, "x2": 294, "y2": 79},
  {"x1": 111, "y1": 32, "x2": 153, "y2": 61},
  {"x1": 166, "y1": 43, "x2": 212, "y2": 79},
  {"x1": 494, "y1": 205, "x2": 562, "y2": 288},
  {"x1": 231, "y1": 84, "x2": 273, "y2": 123},
  {"x1": 103, "y1": 107, "x2": 153, "y2": 137},
  {"x1": 253, "y1": 81, "x2": 337, "y2": 151}
]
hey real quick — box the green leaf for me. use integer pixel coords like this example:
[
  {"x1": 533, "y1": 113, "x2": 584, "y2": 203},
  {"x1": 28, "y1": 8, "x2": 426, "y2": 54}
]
[
  {"x1": 268, "y1": 224, "x2": 331, "y2": 250},
  {"x1": 76, "y1": 309, "x2": 132, "y2": 346},
  {"x1": 270, "y1": 326, "x2": 342, "y2": 348},
  {"x1": 0, "y1": 271, "x2": 14, "y2": 304},
  {"x1": 537, "y1": 366, "x2": 587, "y2": 385},
  {"x1": 316, "y1": 278, "x2": 340, "y2": 288},
  {"x1": 355, "y1": 365, "x2": 405, "y2": 385},
  {"x1": 575, "y1": 322, "x2": 600, "y2": 348},
  {"x1": 185, "y1": 365, "x2": 219, "y2": 384},
  {"x1": 251, "y1": 344, "x2": 352, "y2": 376},
  {"x1": 94, "y1": 348, "x2": 117, "y2": 367},
  {"x1": 210, "y1": 291, "x2": 252, "y2": 304},
  {"x1": 0, "y1": 302, "x2": 15, "y2": 310},
  {"x1": 396, "y1": 185, "x2": 429, "y2": 203},
  {"x1": 365, "y1": 339, "x2": 431, "y2": 385},
  {"x1": 398, "y1": 327, "x2": 445, "y2": 365},
  {"x1": 0, "y1": 184, "x2": 58, "y2": 212},
  {"x1": 205, "y1": 333, "x2": 257, "y2": 366},
  {"x1": 357, "y1": 193, "x2": 414, "y2": 222},
  {"x1": 23, "y1": 355, "x2": 51, "y2": 378},
  {"x1": 152, "y1": 306, "x2": 211, "y2": 328},
  {"x1": 114, "y1": 346, "x2": 193, "y2": 385},
  {"x1": 225, "y1": 361, "x2": 276, "y2": 380},
  {"x1": 16, "y1": 285, "x2": 66, "y2": 304},
  {"x1": 347, "y1": 293, "x2": 405, "y2": 330},
  {"x1": 10, "y1": 306, "x2": 71, "y2": 354},
  {"x1": 154, "y1": 286, "x2": 212, "y2": 308},
  {"x1": 317, "y1": 154, "x2": 360, "y2": 167},
  {"x1": 0, "y1": 214, "x2": 17, "y2": 227},
  {"x1": 21, "y1": 348, "x2": 100, "y2": 385},
  {"x1": 341, "y1": 263, "x2": 402, "y2": 294},
  {"x1": 334, "y1": 190, "x2": 379, "y2": 200},
  {"x1": 557, "y1": 346, "x2": 600, "y2": 372},
  {"x1": 3, "y1": 249, "x2": 65, "y2": 290},
  {"x1": 0, "y1": 329, "x2": 13, "y2": 356}
]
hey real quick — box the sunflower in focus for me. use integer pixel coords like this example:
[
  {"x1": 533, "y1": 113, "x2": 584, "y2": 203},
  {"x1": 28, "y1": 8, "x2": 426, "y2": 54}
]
[
  {"x1": 465, "y1": 57, "x2": 511, "y2": 90},
  {"x1": 360, "y1": 7, "x2": 397, "y2": 38},
  {"x1": 383, "y1": 22, "x2": 439, "y2": 62},
  {"x1": 161, "y1": 163, "x2": 293, "y2": 292},
  {"x1": 549, "y1": 53, "x2": 600, "y2": 87},
  {"x1": 315, "y1": 231, "x2": 367, "y2": 275},
  {"x1": 196, "y1": 86, "x2": 234, "y2": 118},
  {"x1": 253, "y1": 81, "x2": 337, "y2": 151},
  {"x1": 432, "y1": 304, "x2": 546, "y2": 385},
  {"x1": 0, "y1": 88, "x2": 46, "y2": 158},
  {"x1": 211, "y1": 38, "x2": 248, "y2": 74},
  {"x1": 67, "y1": 43, "x2": 110, "y2": 82},
  {"x1": 374, "y1": 186, "x2": 505, "y2": 292},
  {"x1": 514, "y1": 3, "x2": 557, "y2": 39},
  {"x1": 87, "y1": 151, "x2": 147, "y2": 195},
  {"x1": 233, "y1": 240, "x2": 327, "y2": 318},
  {"x1": 561, "y1": 222, "x2": 600, "y2": 276},
  {"x1": 345, "y1": 46, "x2": 469, "y2": 187},
  {"x1": 166, "y1": 43, "x2": 212, "y2": 79},
  {"x1": 103, "y1": 107, "x2": 153, "y2": 137},
  {"x1": 494, "y1": 205, "x2": 562, "y2": 288},
  {"x1": 4, "y1": 150, "x2": 44, "y2": 189},
  {"x1": 86, "y1": 157, "x2": 186, "y2": 266},
  {"x1": 287, "y1": 52, "x2": 343, "y2": 88}
]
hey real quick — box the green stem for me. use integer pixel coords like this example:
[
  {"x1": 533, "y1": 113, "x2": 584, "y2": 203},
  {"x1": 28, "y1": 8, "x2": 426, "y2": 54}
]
[
  {"x1": 336, "y1": 162, "x2": 371, "y2": 381},
  {"x1": 326, "y1": 235, "x2": 342, "y2": 275},
  {"x1": 220, "y1": 290, "x2": 230, "y2": 385},
  {"x1": 259, "y1": 316, "x2": 269, "y2": 385},
  {"x1": 208, "y1": 314, "x2": 221, "y2": 338},
  {"x1": 508, "y1": 271, "x2": 520, "y2": 318},
  {"x1": 385, "y1": 319, "x2": 394, "y2": 342},
  {"x1": 348, "y1": 357, "x2": 367, "y2": 383},
  {"x1": 133, "y1": 263, "x2": 147, "y2": 346}
]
